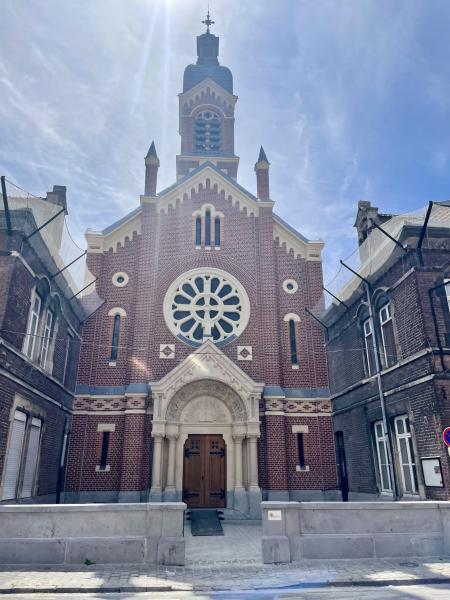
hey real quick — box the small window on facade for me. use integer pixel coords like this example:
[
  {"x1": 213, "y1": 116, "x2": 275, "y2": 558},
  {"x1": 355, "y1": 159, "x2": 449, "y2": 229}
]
[
  {"x1": 394, "y1": 416, "x2": 418, "y2": 495},
  {"x1": 99, "y1": 431, "x2": 110, "y2": 470},
  {"x1": 297, "y1": 433, "x2": 306, "y2": 468},
  {"x1": 374, "y1": 421, "x2": 392, "y2": 493},
  {"x1": 379, "y1": 303, "x2": 396, "y2": 369},
  {"x1": 25, "y1": 294, "x2": 41, "y2": 359},
  {"x1": 363, "y1": 318, "x2": 376, "y2": 376},
  {"x1": 39, "y1": 309, "x2": 54, "y2": 369},
  {"x1": 195, "y1": 216, "x2": 202, "y2": 247},
  {"x1": 214, "y1": 216, "x2": 221, "y2": 248},
  {"x1": 445, "y1": 279, "x2": 450, "y2": 312},
  {"x1": 205, "y1": 210, "x2": 211, "y2": 246},
  {"x1": 289, "y1": 319, "x2": 298, "y2": 366},
  {"x1": 110, "y1": 314, "x2": 121, "y2": 361}
]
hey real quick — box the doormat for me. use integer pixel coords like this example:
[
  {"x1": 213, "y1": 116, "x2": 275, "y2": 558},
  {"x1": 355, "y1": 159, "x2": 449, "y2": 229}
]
[{"x1": 189, "y1": 509, "x2": 224, "y2": 536}]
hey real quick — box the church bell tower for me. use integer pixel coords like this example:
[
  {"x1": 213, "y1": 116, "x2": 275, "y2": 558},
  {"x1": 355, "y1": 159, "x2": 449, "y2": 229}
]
[{"x1": 176, "y1": 12, "x2": 239, "y2": 180}]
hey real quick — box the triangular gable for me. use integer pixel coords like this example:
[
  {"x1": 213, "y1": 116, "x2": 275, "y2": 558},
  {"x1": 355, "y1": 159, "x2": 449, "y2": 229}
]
[{"x1": 150, "y1": 339, "x2": 264, "y2": 403}]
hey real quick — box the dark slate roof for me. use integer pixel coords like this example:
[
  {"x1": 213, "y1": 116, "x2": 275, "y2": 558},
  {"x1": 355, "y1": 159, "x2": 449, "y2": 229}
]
[
  {"x1": 183, "y1": 31, "x2": 233, "y2": 94},
  {"x1": 183, "y1": 63, "x2": 233, "y2": 94},
  {"x1": 146, "y1": 141, "x2": 158, "y2": 159},
  {"x1": 100, "y1": 205, "x2": 141, "y2": 235},
  {"x1": 273, "y1": 213, "x2": 312, "y2": 244},
  {"x1": 258, "y1": 146, "x2": 269, "y2": 163}
]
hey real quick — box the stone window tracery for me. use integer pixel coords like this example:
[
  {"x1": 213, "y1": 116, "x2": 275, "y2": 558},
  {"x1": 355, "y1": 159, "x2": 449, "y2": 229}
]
[{"x1": 164, "y1": 268, "x2": 250, "y2": 348}]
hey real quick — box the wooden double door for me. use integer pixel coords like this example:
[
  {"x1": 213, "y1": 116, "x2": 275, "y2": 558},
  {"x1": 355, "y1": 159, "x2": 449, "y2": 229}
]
[{"x1": 183, "y1": 434, "x2": 226, "y2": 508}]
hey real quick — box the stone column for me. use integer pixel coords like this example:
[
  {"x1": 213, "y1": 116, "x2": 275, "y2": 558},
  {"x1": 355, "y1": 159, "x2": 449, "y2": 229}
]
[
  {"x1": 149, "y1": 433, "x2": 164, "y2": 501},
  {"x1": 247, "y1": 434, "x2": 263, "y2": 519},
  {"x1": 248, "y1": 436, "x2": 259, "y2": 489},
  {"x1": 164, "y1": 434, "x2": 178, "y2": 501},
  {"x1": 233, "y1": 435, "x2": 244, "y2": 490}
]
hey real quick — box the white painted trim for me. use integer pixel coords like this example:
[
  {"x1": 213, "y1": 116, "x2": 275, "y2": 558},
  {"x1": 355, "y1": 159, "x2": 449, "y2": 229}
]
[
  {"x1": 97, "y1": 423, "x2": 116, "y2": 432},
  {"x1": 292, "y1": 424, "x2": 309, "y2": 433},
  {"x1": 107, "y1": 307, "x2": 127, "y2": 317},
  {"x1": 112, "y1": 272, "x2": 129, "y2": 288},
  {"x1": 282, "y1": 279, "x2": 298, "y2": 294},
  {"x1": 283, "y1": 313, "x2": 301, "y2": 322}
]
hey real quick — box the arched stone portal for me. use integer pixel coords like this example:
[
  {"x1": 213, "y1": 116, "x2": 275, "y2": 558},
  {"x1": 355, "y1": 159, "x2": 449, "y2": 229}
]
[{"x1": 149, "y1": 341, "x2": 264, "y2": 517}]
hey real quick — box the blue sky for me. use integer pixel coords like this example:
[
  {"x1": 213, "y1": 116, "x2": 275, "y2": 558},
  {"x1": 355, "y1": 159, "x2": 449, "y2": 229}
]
[{"x1": 2, "y1": 0, "x2": 450, "y2": 282}]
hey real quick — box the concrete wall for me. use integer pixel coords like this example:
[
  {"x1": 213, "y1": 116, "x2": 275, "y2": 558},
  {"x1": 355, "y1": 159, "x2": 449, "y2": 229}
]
[
  {"x1": 0, "y1": 502, "x2": 186, "y2": 566},
  {"x1": 262, "y1": 501, "x2": 450, "y2": 563}
]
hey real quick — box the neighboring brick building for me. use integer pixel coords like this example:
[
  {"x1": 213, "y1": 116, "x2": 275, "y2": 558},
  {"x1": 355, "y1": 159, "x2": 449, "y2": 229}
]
[
  {"x1": 322, "y1": 200, "x2": 450, "y2": 500},
  {"x1": 64, "y1": 19, "x2": 338, "y2": 515},
  {"x1": 0, "y1": 183, "x2": 86, "y2": 503}
]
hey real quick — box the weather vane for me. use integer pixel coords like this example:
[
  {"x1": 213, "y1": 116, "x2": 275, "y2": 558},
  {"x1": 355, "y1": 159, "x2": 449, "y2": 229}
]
[{"x1": 202, "y1": 7, "x2": 215, "y2": 33}]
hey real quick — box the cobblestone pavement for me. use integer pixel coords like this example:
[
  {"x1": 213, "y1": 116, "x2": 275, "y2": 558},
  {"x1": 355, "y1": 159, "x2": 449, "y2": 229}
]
[{"x1": 1, "y1": 523, "x2": 450, "y2": 596}]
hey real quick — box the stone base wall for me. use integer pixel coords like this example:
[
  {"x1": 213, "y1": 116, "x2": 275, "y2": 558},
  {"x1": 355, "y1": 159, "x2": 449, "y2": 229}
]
[
  {"x1": 0, "y1": 502, "x2": 186, "y2": 566},
  {"x1": 262, "y1": 501, "x2": 450, "y2": 563}
]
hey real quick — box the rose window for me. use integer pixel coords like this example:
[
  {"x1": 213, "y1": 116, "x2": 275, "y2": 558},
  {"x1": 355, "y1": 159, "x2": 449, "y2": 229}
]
[{"x1": 164, "y1": 269, "x2": 250, "y2": 347}]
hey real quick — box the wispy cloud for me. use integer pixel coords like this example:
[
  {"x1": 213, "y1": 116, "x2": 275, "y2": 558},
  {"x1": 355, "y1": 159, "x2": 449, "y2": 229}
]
[{"x1": 1, "y1": 0, "x2": 450, "y2": 281}]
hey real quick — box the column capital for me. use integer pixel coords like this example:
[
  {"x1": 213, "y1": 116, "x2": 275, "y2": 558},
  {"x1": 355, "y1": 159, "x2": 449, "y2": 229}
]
[
  {"x1": 233, "y1": 434, "x2": 245, "y2": 441},
  {"x1": 151, "y1": 432, "x2": 165, "y2": 440},
  {"x1": 167, "y1": 433, "x2": 179, "y2": 441}
]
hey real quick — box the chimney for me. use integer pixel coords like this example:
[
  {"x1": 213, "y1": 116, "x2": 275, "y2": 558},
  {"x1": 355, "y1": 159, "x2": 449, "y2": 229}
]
[
  {"x1": 145, "y1": 141, "x2": 160, "y2": 196},
  {"x1": 254, "y1": 146, "x2": 270, "y2": 200},
  {"x1": 45, "y1": 185, "x2": 67, "y2": 213}
]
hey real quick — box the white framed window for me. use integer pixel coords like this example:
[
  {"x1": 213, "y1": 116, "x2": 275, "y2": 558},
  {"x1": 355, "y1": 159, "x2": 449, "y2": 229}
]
[
  {"x1": 1, "y1": 411, "x2": 43, "y2": 500},
  {"x1": 379, "y1": 303, "x2": 396, "y2": 368},
  {"x1": 374, "y1": 421, "x2": 392, "y2": 493},
  {"x1": 192, "y1": 205, "x2": 223, "y2": 249},
  {"x1": 394, "y1": 416, "x2": 418, "y2": 495},
  {"x1": 39, "y1": 309, "x2": 54, "y2": 369},
  {"x1": 24, "y1": 293, "x2": 41, "y2": 359},
  {"x1": 363, "y1": 318, "x2": 376, "y2": 376},
  {"x1": 1, "y1": 411, "x2": 27, "y2": 500},
  {"x1": 445, "y1": 279, "x2": 450, "y2": 312},
  {"x1": 21, "y1": 417, "x2": 42, "y2": 498}
]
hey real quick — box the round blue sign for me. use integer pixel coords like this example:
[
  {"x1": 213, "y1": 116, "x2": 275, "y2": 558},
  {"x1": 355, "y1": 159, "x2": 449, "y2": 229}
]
[{"x1": 443, "y1": 428, "x2": 450, "y2": 447}]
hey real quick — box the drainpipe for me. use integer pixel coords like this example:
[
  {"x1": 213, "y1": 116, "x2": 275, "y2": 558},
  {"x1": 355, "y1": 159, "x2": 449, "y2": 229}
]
[{"x1": 56, "y1": 417, "x2": 70, "y2": 504}]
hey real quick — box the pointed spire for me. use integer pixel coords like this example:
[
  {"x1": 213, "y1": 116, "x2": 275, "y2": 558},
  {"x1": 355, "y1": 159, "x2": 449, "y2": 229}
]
[
  {"x1": 146, "y1": 141, "x2": 158, "y2": 161},
  {"x1": 144, "y1": 141, "x2": 160, "y2": 195},
  {"x1": 255, "y1": 146, "x2": 270, "y2": 200},
  {"x1": 258, "y1": 146, "x2": 269, "y2": 164}
]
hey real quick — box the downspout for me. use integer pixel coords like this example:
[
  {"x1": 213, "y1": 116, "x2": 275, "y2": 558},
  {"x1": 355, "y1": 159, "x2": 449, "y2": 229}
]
[{"x1": 428, "y1": 283, "x2": 449, "y2": 373}]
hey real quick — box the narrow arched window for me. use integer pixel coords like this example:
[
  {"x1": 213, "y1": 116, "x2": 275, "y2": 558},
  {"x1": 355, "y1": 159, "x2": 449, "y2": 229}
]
[
  {"x1": 205, "y1": 210, "x2": 211, "y2": 246},
  {"x1": 214, "y1": 217, "x2": 221, "y2": 248},
  {"x1": 289, "y1": 319, "x2": 298, "y2": 366},
  {"x1": 110, "y1": 314, "x2": 121, "y2": 361},
  {"x1": 195, "y1": 216, "x2": 202, "y2": 247}
]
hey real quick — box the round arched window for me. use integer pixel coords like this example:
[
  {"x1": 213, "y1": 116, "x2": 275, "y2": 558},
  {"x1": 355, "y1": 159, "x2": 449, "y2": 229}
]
[{"x1": 164, "y1": 268, "x2": 250, "y2": 347}]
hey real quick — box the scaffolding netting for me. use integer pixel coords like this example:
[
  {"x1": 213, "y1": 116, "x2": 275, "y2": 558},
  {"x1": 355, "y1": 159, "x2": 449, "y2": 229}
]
[{"x1": 1, "y1": 178, "x2": 103, "y2": 319}]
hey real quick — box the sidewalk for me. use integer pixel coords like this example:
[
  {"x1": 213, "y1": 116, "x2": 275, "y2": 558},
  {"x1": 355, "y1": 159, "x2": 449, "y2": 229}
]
[{"x1": 1, "y1": 522, "x2": 450, "y2": 593}]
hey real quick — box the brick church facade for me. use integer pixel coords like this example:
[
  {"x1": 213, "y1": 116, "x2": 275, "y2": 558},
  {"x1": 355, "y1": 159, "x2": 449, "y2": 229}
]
[{"x1": 64, "y1": 21, "x2": 338, "y2": 514}]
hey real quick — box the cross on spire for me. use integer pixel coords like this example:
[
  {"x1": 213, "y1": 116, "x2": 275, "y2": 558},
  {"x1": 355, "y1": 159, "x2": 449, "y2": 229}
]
[{"x1": 202, "y1": 8, "x2": 215, "y2": 33}]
